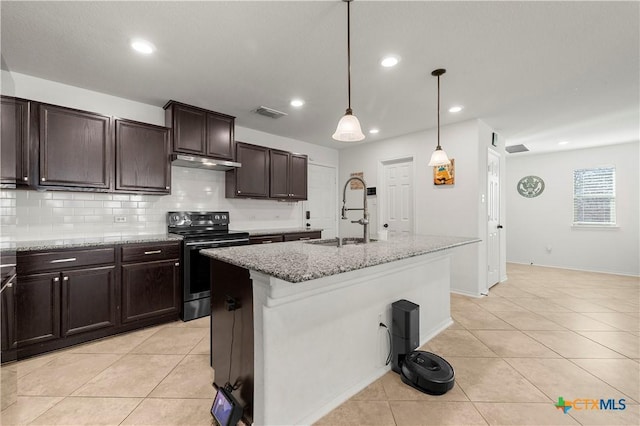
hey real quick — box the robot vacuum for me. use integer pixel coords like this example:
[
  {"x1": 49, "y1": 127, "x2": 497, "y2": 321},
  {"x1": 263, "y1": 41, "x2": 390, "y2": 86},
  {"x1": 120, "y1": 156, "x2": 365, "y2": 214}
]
[
  {"x1": 391, "y1": 299, "x2": 455, "y2": 395},
  {"x1": 399, "y1": 350, "x2": 455, "y2": 395}
]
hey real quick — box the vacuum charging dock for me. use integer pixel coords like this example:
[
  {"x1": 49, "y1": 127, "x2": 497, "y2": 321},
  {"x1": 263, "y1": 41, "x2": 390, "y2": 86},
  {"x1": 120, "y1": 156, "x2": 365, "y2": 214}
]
[{"x1": 391, "y1": 299, "x2": 455, "y2": 395}]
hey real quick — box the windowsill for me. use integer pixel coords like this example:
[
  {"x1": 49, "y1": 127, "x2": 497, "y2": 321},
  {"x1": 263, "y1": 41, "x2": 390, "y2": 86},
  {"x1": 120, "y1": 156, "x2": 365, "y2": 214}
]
[{"x1": 571, "y1": 224, "x2": 619, "y2": 230}]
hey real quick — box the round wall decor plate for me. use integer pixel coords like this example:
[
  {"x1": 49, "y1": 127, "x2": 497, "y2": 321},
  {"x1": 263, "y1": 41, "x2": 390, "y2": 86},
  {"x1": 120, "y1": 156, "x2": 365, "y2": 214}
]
[{"x1": 517, "y1": 175, "x2": 545, "y2": 198}]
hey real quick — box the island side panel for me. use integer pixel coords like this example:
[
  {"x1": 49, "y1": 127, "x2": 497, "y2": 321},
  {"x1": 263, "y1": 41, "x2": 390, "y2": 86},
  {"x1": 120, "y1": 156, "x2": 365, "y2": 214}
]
[
  {"x1": 251, "y1": 252, "x2": 453, "y2": 425},
  {"x1": 210, "y1": 259, "x2": 254, "y2": 423}
]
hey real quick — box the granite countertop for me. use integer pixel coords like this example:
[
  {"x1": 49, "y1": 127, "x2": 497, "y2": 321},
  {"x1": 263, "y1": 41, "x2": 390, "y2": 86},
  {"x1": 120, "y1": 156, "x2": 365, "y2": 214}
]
[
  {"x1": 201, "y1": 234, "x2": 480, "y2": 283},
  {"x1": 238, "y1": 227, "x2": 323, "y2": 237},
  {"x1": 14, "y1": 233, "x2": 182, "y2": 252}
]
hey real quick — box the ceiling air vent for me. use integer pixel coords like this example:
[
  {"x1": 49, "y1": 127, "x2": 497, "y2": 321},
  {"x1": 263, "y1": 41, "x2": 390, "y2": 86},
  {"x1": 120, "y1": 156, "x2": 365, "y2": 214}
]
[
  {"x1": 505, "y1": 144, "x2": 529, "y2": 154},
  {"x1": 254, "y1": 106, "x2": 288, "y2": 119}
]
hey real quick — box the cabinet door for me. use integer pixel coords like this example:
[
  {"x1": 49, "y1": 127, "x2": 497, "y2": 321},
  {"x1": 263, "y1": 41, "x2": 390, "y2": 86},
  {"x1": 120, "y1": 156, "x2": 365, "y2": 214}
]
[
  {"x1": 232, "y1": 143, "x2": 269, "y2": 198},
  {"x1": 39, "y1": 104, "x2": 111, "y2": 189},
  {"x1": 1, "y1": 96, "x2": 29, "y2": 185},
  {"x1": 121, "y1": 259, "x2": 180, "y2": 323},
  {"x1": 15, "y1": 272, "x2": 61, "y2": 347},
  {"x1": 1, "y1": 271, "x2": 17, "y2": 351},
  {"x1": 269, "y1": 150, "x2": 290, "y2": 199},
  {"x1": 289, "y1": 153, "x2": 308, "y2": 200},
  {"x1": 173, "y1": 104, "x2": 206, "y2": 155},
  {"x1": 61, "y1": 266, "x2": 117, "y2": 337},
  {"x1": 115, "y1": 119, "x2": 171, "y2": 193},
  {"x1": 206, "y1": 113, "x2": 234, "y2": 160}
]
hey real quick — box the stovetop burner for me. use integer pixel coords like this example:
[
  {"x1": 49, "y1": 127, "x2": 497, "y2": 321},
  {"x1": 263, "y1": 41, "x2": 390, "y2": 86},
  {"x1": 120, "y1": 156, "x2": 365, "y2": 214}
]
[{"x1": 168, "y1": 211, "x2": 249, "y2": 241}]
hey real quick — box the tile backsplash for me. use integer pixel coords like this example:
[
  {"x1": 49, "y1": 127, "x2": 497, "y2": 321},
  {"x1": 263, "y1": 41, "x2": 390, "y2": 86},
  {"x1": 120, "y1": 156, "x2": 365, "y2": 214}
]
[{"x1": 1, "y1": 166, "x2": 303, "y2": 242}]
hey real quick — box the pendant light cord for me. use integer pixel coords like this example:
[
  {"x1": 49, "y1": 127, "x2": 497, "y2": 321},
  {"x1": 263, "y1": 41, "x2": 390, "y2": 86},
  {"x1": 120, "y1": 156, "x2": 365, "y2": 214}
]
[
  {"x1": 436, "y1": 73, "x2": 440, "y2": 149},
  {"x1": 346, "y1": 0, "x2": 352, "y2": 113}
]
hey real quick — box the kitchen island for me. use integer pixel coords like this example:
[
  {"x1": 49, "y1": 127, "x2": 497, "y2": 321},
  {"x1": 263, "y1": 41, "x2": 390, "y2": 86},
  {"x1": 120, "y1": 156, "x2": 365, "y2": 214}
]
[{"x1": 201, "y1": 234, "x2": 479, "y2": 425}]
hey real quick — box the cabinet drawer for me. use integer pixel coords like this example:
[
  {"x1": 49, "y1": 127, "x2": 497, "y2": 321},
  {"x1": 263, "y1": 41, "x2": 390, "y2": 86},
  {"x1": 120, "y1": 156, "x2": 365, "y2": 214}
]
[
  {"x1": 18, "y1": 247, "x2": 115, "y2": 275},
  {"x1": 249, "y1": 235, "x2": 284, "y2": 245},
  {"x1": 283, "y1": 231, "x2": 322, "y2": 242},
  {"x1": 121, "y1": 242, "x2": 180, "y2": 263}
]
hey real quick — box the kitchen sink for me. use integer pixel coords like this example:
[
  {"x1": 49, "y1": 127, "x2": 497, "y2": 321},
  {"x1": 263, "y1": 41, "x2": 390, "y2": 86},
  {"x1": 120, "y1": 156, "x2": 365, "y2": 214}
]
[{"x1": 305, "y1": 237, "x2": 377, "y2": 247}]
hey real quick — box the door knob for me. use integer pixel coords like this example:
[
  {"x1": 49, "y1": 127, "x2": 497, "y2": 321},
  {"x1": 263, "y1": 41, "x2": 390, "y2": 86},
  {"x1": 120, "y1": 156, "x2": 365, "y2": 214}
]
[
  {"x1": 497, "y1": 225, "x2": 503, "y2": 229},
  {"x1": 383, "y1": 223, "x2": 389, "y2": 228}
]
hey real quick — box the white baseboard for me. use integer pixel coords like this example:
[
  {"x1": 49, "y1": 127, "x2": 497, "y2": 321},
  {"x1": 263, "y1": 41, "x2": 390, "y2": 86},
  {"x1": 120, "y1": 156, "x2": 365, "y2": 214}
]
[
  {"x1": 450, "y1": 289, "x2": 482, "y2": 298},
  {"x1": 506, "y1": 261, "x2": 639, "y2": 278}
]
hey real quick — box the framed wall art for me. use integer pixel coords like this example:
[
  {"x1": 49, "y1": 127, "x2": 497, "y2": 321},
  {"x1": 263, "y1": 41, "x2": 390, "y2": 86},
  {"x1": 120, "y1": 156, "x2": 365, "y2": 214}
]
[{"x1": 433, "y1": 159, "x2": 455, "y2": 185}]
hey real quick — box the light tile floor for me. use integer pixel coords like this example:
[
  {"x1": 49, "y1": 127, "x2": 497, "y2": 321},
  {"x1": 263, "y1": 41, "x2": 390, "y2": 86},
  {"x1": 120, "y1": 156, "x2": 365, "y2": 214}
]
[{"x1": 0, "y1": 263, "x2": 638, "y2": 425}]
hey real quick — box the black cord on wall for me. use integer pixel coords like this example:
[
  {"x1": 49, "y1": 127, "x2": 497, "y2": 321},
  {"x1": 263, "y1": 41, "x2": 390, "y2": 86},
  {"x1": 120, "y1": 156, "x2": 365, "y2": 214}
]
[{"x1": 379, "y1": 322, "x2": 392, "y2": 366}]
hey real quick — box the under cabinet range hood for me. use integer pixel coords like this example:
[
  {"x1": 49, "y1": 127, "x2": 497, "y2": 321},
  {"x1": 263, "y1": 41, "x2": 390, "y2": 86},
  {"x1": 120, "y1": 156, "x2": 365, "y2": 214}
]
[{"x1": 171, "y1": 154, "x2": 241, "y2": 171}]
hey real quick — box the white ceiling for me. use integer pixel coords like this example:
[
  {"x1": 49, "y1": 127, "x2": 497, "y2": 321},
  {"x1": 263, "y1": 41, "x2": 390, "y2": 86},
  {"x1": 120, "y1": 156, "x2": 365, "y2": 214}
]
[{"x1": 1, "y1": 1, "x2": 638, "y2": 154}]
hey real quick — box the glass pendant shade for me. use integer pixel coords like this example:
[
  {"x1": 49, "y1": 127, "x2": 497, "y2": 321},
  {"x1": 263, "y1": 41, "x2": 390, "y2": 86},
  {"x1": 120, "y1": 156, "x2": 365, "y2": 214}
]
[
  {"x1": 428, "y1": 146, "x2": 451, "y2": 166},
  {"x1": 332, "y1": 110, "x2": 365, "y2": 142}
]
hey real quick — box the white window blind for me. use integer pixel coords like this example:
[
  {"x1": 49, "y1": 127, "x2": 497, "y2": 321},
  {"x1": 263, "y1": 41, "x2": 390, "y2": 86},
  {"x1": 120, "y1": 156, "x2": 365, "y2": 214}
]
[{"x1": 573, "y1": 167, "x2": 616, "y2": 225}]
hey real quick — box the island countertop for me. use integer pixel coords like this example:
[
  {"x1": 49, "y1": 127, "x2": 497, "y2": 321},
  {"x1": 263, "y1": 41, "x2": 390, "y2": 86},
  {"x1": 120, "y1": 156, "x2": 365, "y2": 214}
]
[{"x1": 201, "y1": 234, "x2": 480, "y2": 283}]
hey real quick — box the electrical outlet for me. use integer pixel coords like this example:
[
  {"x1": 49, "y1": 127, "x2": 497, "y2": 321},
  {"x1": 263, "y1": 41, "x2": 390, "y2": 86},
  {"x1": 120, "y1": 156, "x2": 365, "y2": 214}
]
[{"x1": 114, "y1": 216, "x2": 127, "y2": 223}]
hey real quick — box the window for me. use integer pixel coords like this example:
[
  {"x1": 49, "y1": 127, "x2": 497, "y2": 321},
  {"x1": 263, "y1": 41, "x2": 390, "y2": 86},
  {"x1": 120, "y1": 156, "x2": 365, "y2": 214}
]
[{"x1": 573, "y1": 166, "x2": 616, "y2": 226}]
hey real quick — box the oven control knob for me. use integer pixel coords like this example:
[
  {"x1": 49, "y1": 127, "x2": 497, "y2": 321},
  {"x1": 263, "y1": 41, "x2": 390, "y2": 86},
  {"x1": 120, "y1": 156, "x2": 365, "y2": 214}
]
[
  {"x1": 215, "y1": 215, "x2": 220, "y2": 220},
  {"x1": 222, "y1": 215, "x2": 227, "y2": 220}
]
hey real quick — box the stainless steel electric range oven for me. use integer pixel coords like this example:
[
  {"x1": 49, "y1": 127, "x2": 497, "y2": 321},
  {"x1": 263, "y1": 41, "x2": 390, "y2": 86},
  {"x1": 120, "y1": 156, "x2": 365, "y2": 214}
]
[{"x1": 168, "y1": 211, "x2": 249, "y2": 321}]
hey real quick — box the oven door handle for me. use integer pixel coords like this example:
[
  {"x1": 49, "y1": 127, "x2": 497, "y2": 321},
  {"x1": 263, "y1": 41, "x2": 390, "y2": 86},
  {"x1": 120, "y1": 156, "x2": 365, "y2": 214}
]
[{"x1": 185, "y1": 238, "x2": 249, "y2": 247}]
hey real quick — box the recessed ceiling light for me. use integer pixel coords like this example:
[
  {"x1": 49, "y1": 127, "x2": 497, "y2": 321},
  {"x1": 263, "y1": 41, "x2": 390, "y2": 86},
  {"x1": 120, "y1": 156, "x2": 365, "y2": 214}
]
[
  {"x1": 448, "y1": 106, "x2": 463, "y2": 113},
  {"x1": 369, "y1": 128, "x2": 379, "y2": 134},
  {"x1": 380, "y1": 56, "x2": 400, "y2": 68},
  {"x1": 558, "y1": 141, "x2": 570, "y2": 145},
  {"x1": 290, "y1": 99, "x2": 305, "y2": 107},
  {"x1": 131, "y1": 39, "x2": 155, "y2": 54}
]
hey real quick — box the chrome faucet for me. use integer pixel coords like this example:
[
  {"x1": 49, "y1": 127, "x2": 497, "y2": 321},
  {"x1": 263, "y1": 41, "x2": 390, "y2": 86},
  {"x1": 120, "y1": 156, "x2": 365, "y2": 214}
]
[{"x1": 341, "y1": 176, "x2": 370, "y2": 243}]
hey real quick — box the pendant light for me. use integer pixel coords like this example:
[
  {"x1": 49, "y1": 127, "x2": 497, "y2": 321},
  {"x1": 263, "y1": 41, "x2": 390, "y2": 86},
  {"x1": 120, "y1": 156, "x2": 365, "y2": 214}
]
[
  {"x1": 332, "y1": 0, "x2": 365, "y2": 142},
  {"x1": 428, "y1": 68, "x2": 451, "y2": 166}
]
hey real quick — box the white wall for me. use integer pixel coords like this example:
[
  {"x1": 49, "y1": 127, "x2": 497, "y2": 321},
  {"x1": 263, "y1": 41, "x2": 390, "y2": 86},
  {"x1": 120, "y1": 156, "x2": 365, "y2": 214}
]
[
  {"x1": 0, "y1": 71, "x2": 339, "y2": 241},
  {"x1": 338, "y1": 119, "x2": 505, "y2": 295},
  {"x1": 506, "y1": 141, "x2": 640, "y2": 276}
]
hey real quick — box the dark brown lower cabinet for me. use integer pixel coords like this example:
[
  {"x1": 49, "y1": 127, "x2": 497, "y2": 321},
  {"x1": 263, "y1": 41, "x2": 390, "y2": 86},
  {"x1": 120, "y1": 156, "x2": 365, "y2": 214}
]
[
  {"x1": 62, "y1": 266, "x2": 117, "y2": 337},
  {"x1": 6, "y1": 242, "x2": 182, "y2": 362},
  {"x1": 15, "y1": 272, "x2": 61, "y2": 347},
  {"x1": 121, "y1": 259, "x2": 180, "y2": 323},
  {"x1": 1, "y1": 268, "x2": 18, "y2": 359}
]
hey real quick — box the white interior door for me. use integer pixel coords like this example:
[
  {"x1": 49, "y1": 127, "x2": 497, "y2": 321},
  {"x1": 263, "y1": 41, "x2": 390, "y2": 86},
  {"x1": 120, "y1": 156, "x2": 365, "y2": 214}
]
[
  {"x1": 305, "y1": 163, "x2": 337, "y2": 239},
  {"x1": 381, "y1": 159, "x2": 414, "y2": 237},
  {"x1": 487, "y1": 149, "x2": 501, "y2": 288}
]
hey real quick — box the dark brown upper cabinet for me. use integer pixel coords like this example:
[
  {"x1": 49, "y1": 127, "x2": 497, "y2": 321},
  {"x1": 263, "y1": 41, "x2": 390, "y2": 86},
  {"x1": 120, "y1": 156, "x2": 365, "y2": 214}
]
[
  {"x1": 115, "y1": 119, "x2": 171, "y2": 194},
  {"x1": 226, "y1": 142, "x2": 270, "y2": 198},
  {"x1": 164, "y1": 100, "x2": 235, "y2": 160},
  {"x1": 269, "y1": 150, "x2": 308, "y2": 200},
  {"x1": 1, "y1": 96, "x2": 30, "y2": 186},
  {"x1": 39, "y1": 104, "x2": 112, "y2": 190}
]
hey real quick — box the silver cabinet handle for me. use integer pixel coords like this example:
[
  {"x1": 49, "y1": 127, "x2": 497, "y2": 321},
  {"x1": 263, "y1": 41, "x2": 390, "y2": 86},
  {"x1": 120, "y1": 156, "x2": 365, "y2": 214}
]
[
  {"x1": 50, "y1": 258, "x2": 76, "y2": 264},
  {"x1": 174, "y1": 262, "x2": 180, "y2": 267},
  {"x1": 0, "y1": 263, "x2": 17, "y2": 268},
  {"x1": 261, "y1": 240, "x2": 273, "y2": 244},
  {"x1": 53, "y1": 277, "x2": 60, "y2": 282},
  {"x1": 0, "y1": 273, "x2": 16, "y2": 293},
  {"x1": 23, "y1": 177, "x2": 28, "y2": 181},
  {"x1": 144, "y1": 250, "x2": 161, "y2": 255},
  {"x1": 63, "y1": 276, "x2": 68, "y2": 281},
  {"x1": 238, "y1": 190, "x2": 242, "y2": 194},
  {"x1": 165, "y1": 186, "x2": 170, "y2": 190},
  {"x1": 41, "y1": 177, "x2": 46, "y2": 182},
  {"x1": 298, "y1": 237, "x2": 311, "y2": 241}
]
